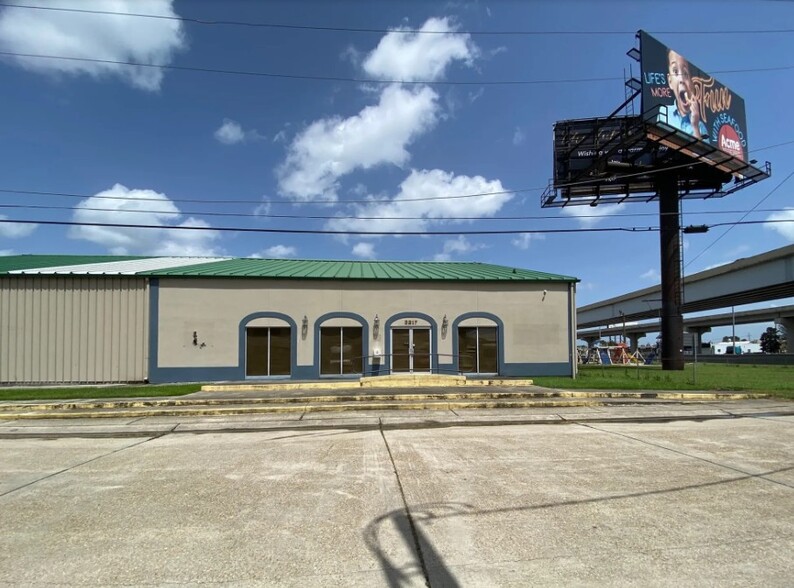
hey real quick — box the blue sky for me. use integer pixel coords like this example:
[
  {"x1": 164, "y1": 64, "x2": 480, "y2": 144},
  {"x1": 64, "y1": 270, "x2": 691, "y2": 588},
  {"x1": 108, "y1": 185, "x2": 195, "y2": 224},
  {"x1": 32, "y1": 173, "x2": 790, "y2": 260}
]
[{"x1": 1, "y1": 0, "x2": 792, "y2": 343}]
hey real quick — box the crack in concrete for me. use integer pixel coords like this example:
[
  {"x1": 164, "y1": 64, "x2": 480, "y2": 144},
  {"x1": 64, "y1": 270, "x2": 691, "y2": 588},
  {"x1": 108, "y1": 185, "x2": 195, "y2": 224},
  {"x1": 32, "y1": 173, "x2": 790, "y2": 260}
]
[
  {"x1": 579, "y1": 422, "x2": 794, "y2": 490},
  {"x1": 379, "y1": 417, "x2": 433, "y2": 587},
  {"x1": 0, "y1": 433, "x2": 168, "y2": 499}
]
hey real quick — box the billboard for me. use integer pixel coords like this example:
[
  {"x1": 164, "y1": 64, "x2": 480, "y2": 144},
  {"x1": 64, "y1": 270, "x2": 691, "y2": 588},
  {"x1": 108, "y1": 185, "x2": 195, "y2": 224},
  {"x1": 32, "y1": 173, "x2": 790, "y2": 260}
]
[
  {"x1": 545, "y1": 116, "x2": 728, "y2": 205},
  {"x1": 640, "y1": 30, "x2": 749, "y2": 162}
]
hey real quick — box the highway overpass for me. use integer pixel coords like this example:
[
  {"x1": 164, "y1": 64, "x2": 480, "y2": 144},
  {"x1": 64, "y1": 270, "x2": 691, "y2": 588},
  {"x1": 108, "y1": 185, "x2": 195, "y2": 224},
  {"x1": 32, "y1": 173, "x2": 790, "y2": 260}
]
[{"x1": 576, "y1": 244, "x2": 794, "y2": 347}]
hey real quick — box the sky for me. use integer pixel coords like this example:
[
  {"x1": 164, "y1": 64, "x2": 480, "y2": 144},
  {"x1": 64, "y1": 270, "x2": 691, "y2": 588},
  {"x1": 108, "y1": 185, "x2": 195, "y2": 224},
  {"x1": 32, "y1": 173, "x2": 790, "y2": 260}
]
[{"x1": 1, "y1": 0, "x2": 793, "y2": 344}]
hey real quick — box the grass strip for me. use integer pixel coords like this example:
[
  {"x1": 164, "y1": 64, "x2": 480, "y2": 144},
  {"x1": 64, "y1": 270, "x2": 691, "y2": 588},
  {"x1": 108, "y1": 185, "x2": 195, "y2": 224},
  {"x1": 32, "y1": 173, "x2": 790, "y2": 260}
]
[{"x1": 533, "y1": 364, "x2": 794, "y2": 399}]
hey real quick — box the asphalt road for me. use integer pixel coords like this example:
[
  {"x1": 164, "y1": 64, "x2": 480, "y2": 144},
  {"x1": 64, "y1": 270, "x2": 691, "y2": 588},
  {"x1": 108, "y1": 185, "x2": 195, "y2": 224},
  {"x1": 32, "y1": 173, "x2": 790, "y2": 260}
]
[{"x1": 1, "y1": 404, "x2": 792, "y2": 587}]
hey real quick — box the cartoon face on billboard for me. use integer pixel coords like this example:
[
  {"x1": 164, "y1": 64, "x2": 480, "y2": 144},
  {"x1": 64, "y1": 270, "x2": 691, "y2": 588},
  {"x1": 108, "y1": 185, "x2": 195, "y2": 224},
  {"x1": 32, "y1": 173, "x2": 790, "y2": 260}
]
[{"x1": 640, "y1": 31, "x2": 748, "y2": 162}]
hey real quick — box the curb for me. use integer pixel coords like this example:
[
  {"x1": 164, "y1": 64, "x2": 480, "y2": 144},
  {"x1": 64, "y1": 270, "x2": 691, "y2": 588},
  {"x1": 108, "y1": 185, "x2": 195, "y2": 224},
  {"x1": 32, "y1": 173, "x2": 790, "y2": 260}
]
[{"x1": 2, "y1": 409, "x2": 793, "y2": 439}]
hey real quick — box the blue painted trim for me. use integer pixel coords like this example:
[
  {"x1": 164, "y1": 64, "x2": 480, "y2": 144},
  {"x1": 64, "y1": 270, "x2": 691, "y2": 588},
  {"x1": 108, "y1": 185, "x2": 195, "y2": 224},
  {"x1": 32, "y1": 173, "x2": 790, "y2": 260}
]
[
  {"x1": 150, "y1": 366, "x2": 243, "y2": 384},
  {"x1": 293, "y1": 365, "x2": 315, "y2": 380},
  {"x1": 312, "y1": 312, "x2": 369, "y2": 378},
  {"x1": 239, "y1": 312, "x2": 299, "y2": 378},
  {"x1": 147, "y1": 278, "x2": 159, "y2": 383},
  {"x1": 568, "y1": 283, "x2": 575, "y2": 377},
  {"x1": 385, "y1": 312, "x2": 439, "y2": 373},
  {"x1": 450, "y1": 312, "x2": 505, "y2": 375}
]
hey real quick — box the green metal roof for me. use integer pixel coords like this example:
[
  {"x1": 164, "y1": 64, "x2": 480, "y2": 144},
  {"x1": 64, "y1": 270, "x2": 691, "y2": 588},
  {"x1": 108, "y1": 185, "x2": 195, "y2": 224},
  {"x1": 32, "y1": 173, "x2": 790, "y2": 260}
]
[
  {"x1": 140, "y1": 258, "x2": 577, "y2": 282},
  {"x1": 0, "y1": 255, "x2": 145, "y2": 275},
  {"x1": 0, "y1": 255, "x2": 578, "y2": 282}
]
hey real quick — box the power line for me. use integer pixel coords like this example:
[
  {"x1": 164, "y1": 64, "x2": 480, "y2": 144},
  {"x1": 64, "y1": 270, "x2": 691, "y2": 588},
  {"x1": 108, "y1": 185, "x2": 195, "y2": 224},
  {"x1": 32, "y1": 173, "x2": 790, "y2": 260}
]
[
  {"x1": 0, "y1": 158, "x2": 754, "y2": 207},
  {"x1": 0, "y1": 51, "x2": 623, "y2": 86},
  {"x1": 684, "y1": 170, "x2": 794, "y2": 269},
  {"x1": 0, "y1": 202, "x2": 790, "y2": 223},
  {"x1": 1, "y1": 50, "x2": 792, "y2": 87},
  {"x1": 0, "y1": 217, "x2": 788, "y2": 237},
  {"x1": 0, "y1": 218, "x2": 656, "y2": 236},
  {"x1": 1, "y1": 4, "x2": 792, "y2": 36}
]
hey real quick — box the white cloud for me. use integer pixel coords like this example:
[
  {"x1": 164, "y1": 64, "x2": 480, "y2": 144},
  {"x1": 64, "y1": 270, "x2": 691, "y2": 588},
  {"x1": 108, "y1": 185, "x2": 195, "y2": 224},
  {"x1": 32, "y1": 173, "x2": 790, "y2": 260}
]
[
  {"x1": 0, "y1": 0, "x2": 186, "y2": 91},
  {"x1": 560, "y1": 203, "x2": 626, "y2": 227},
  {"x1": 640, "y1": 269, "x2": 660, "y2": 281},
  {"x1": 433, "y1": 236, "x2": 484, "y2": 261},
  {"x1": 352, "y1": 242, "x2": 376, "y2": 259},
  {"x1": 765, "y1": 208, "x2": 794, "y2": 241},
  {"x1": 0, "y1": 249, "x2": 14, "y2": 256},
  {"x1": 362, "y1": 17, "x2": 479, "y2": 82},
  {"x1": 263, "y1": 245, "x2": 297, "y2": 258},
  {"x1": 214, "y1": 119, "x2": 264, "y2": 145},
  {"x1": 512, "y1": 233, "x2": 544, "y2": 250},
  {"x1": 512, "y1": 127, "x2": 525, "y2": 146},
  {"x1": 0, "y1": 215, "x2": 37, "y2": 238},
  {"x1": 68, "y1": 183, "x2": 220, "y2": 256},
  {"x1": 277, "y1": 84, "x2": 439, "y2": 202},
  {"x1": 327, "y1": 168, "x2": 511, "y2": 234},
  {"x1": 214, "y1": 119, "x2": 244, "y2": 145}
]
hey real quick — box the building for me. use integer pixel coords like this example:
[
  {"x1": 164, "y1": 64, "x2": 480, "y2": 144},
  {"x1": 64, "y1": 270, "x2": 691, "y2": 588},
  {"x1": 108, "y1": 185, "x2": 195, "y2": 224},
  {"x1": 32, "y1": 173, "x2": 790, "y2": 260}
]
[
  {"x1": 0, "y1": 255, "x2": 579, "y2": 385},
  {"x1": 707, "y1": 340, "x2": 762, "y2": 355}
]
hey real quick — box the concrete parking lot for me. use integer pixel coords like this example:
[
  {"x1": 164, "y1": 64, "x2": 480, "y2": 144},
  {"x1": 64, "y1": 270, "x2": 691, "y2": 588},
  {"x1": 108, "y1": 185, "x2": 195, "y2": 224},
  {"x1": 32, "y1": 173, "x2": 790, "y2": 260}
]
[{"x1": 1, "y1": 404, "x2": 792, "y2": 586}]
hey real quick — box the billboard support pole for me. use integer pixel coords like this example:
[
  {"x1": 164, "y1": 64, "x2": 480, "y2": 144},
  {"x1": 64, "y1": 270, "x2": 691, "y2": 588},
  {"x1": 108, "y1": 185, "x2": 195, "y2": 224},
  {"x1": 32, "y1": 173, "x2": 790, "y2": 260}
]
[{"x1": 657, "y1": 173, "x2": 684, "y2": 370}]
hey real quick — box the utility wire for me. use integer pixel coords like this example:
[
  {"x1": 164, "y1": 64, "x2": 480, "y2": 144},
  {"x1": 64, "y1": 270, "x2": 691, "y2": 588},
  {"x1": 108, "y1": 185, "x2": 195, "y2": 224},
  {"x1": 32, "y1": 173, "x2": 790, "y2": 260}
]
[
  {"x1": 0, "y1": 159, "x2": 733, "y2": 207},
  {"x1": 0, "y1": 50, "x2": 624, "y2": 86},
  {"x1": 0, "y1": 203, "x2": 790, "y2": 223},
  {"x1": 1, "y1": 4, "x2": 792, "y2": 36},
  {"x1": 0, "y1": 218, "x2": 789, "y2": 237},
  {"x1": 0, "y1": 218, "x2": 656, "y2": 236},
  {"x1": 684, "y1": 170, "x2": 794, "y2": 269},
  {"x1": 1, "y1": 50, "x2": 792, "y2": 86}
]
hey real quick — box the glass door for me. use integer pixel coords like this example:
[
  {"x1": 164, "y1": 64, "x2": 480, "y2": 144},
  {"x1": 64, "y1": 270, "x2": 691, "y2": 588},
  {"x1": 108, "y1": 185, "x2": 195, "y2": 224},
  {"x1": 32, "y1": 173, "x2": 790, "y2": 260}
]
[
  {"x1": 392, "y1": 329, "x2": 411, "y2": 372},
  {"x1": 391, "y1": 328, "x2": 431, "y2": 373},
  {"x1": 412, "y1": 329, "x2": 431, "y2": 372}
]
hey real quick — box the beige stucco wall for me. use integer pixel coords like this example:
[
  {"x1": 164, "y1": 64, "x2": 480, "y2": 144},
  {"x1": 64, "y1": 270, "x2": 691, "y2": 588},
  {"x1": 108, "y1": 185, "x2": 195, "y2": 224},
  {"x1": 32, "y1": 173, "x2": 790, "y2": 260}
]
[
  {"x1": 0, "y1": 276, "x2": 148, "y2": 383},
  {"x1": 156, "y1": 278, "x2": 573, "y2": 369}
]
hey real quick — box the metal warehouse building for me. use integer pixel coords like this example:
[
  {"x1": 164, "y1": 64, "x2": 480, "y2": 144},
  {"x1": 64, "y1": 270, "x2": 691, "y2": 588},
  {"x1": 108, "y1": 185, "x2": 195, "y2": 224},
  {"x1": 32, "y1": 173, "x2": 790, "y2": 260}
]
[{"x1": 0, "y1": 255, "x2": 579, "y2": 385}]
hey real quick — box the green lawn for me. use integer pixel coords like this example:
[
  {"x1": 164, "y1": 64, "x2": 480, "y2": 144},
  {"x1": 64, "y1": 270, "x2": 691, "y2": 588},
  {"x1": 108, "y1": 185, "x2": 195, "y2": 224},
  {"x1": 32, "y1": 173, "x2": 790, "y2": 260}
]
[
  {"x1": 533, "y1": 363, "x2": 794, "y2": 399},
  {"x1": 1, "y1": 363, "x2": 792, "y2": 402},
  {"x1": 0, "y1": 383, "x2": 203, "y2": 402}
]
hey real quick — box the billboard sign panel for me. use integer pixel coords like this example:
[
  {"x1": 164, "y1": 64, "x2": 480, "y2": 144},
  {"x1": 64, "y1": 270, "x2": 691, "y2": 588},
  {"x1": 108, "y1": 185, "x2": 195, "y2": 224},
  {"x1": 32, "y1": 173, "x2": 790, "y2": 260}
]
[
  {"x1": 548, "y1": 116, "x2": 728, "y2": 203},
  {"x1": 640, "y1": 30, "x2": 749, "y2": 162}
]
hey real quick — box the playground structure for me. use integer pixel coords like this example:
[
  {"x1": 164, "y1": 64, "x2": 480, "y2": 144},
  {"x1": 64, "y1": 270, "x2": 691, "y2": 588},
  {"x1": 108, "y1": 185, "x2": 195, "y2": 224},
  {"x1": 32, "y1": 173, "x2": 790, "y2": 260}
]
[{"x1": 579, "y1": 344, "x2": 656, "y2": 366}]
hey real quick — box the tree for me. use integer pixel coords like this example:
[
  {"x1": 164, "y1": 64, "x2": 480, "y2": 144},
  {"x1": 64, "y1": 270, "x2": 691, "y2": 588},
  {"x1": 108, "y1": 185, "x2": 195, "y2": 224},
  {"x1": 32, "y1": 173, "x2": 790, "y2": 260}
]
[
  {"x1": 759, "y1": 327, "x2": 782, "y2": 354},
  {"x1": 722, "y1": 335, "x2": 740, "y2": 343}
]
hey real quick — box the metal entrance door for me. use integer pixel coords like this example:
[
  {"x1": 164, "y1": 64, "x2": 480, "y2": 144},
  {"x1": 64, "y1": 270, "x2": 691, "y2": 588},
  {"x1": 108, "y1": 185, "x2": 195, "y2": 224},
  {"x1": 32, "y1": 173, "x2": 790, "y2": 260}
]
[{"x1": 392, "y1": 328, "x2": 431, "y2": 373}]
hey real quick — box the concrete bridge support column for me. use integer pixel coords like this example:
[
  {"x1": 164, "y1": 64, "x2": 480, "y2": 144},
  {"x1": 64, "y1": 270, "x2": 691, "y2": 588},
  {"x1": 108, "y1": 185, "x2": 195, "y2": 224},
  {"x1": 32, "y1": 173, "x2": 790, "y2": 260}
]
[
  {"x1": 687, "y1": 327, "x2": 711, "y2": 355},
  {"x1": 627, "y1": 333, "x2": 645, "y2": 353}
]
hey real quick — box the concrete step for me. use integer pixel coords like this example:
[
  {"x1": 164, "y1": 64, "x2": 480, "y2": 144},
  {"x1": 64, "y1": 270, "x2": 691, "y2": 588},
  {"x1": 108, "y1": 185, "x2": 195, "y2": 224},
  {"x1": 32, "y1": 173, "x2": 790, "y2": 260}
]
[
  {"x1": 201, "y1": 374, "x2": 534, "y2": 392},
  {"x1": 0, "y1": 390, "x2": 770, "y2": 420},
  {"x1": 0, "y1": 390, "x2": 767, "y2": 413}
]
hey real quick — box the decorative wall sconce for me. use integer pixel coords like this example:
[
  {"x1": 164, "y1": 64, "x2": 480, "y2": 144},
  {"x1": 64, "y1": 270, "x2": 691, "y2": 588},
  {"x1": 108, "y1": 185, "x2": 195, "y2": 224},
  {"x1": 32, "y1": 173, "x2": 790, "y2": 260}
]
[
  {"x1": 441, "y1": 314, "x2": 449, "y2": 339},
  {"x1": 301, "y1": 315, "x2": 308, "y2": 340},
  {"x1": 373, "y1": 314, "x2": 380, "y2": 339}
]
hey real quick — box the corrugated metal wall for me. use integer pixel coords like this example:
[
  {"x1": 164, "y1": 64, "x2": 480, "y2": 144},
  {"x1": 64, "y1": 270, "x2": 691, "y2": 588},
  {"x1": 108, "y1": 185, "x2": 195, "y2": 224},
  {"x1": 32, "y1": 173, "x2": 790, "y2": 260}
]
[{"x1": 0, "y1": 276, "x2": 148, "y2": 383}]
